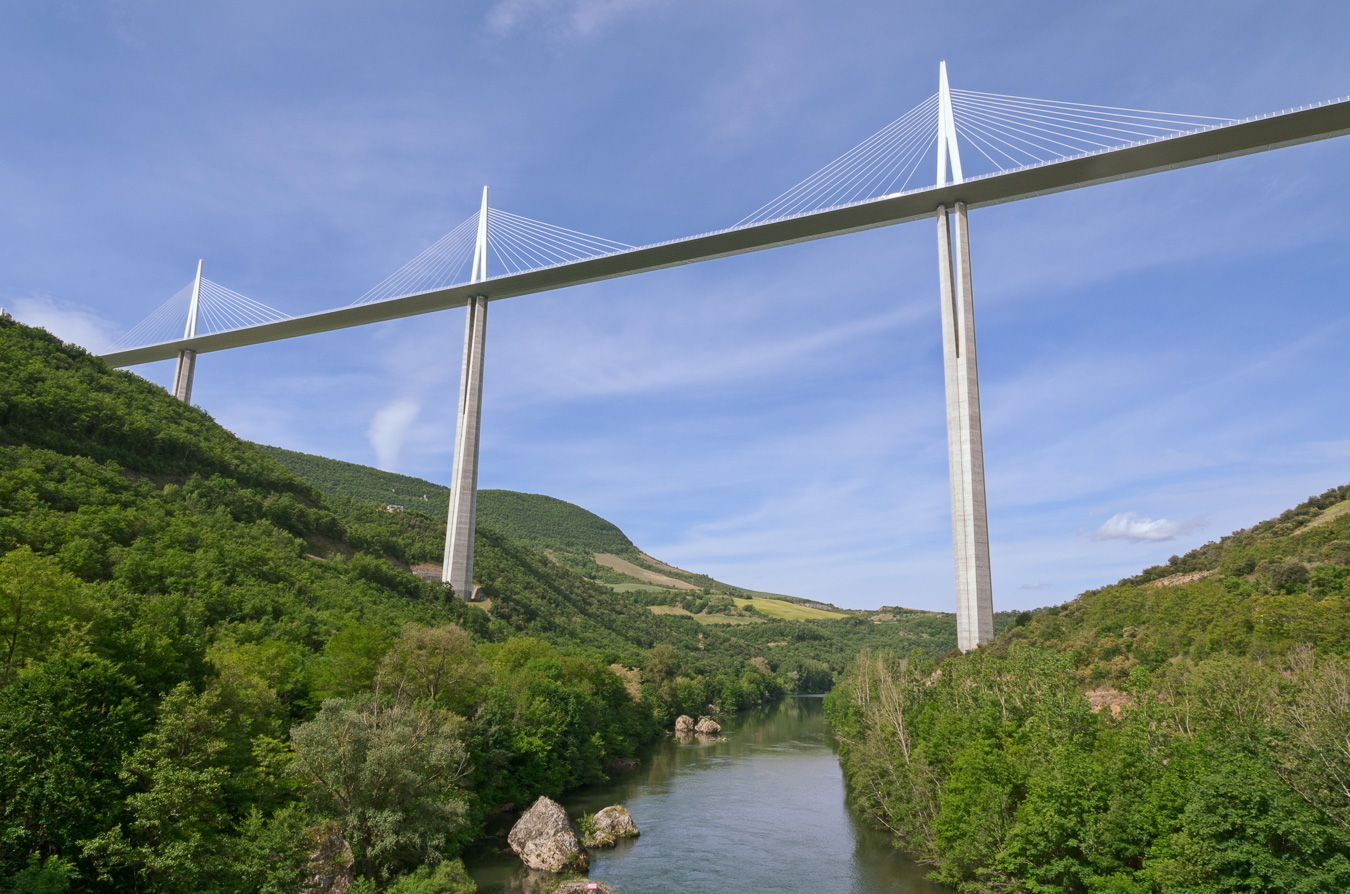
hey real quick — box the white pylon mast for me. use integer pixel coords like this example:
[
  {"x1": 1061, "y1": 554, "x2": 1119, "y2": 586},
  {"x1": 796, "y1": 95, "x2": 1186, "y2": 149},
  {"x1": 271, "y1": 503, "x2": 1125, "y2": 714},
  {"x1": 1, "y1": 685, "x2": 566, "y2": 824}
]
[
  {"x1": 444, "y1": 187, "x2": 491, "y2": 599},
  {"x1": 184, "y1": 259, "x2": 203, "y2": 339},
  {"x1": 936, "y1": 61, "x2": 964, "y2": 186},
  {"x1": 171, "y1": 260, "x2": 204, "y2": 403}
]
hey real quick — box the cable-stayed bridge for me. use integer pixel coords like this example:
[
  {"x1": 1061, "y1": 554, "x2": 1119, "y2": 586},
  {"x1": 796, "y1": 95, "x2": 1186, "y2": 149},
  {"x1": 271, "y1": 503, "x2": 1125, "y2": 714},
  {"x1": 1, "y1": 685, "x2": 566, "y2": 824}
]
[{"x1": 99, "y1": 66, "x2": 1350, "y2": 651}]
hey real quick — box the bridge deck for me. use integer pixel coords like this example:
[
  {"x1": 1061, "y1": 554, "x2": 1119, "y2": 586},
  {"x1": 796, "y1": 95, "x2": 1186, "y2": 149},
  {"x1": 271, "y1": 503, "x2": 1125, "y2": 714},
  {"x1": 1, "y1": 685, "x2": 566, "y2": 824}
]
[{"x1": 101, "y1": 97, "x2": 1350, "y2": 369}]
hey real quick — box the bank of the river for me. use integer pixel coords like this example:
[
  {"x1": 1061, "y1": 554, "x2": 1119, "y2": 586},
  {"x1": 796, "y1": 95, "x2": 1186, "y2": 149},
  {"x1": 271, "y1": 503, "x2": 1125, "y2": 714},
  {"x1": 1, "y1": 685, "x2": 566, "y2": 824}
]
[{"x1": 465, "y1": 696, "x2": 950, "y2": 893}]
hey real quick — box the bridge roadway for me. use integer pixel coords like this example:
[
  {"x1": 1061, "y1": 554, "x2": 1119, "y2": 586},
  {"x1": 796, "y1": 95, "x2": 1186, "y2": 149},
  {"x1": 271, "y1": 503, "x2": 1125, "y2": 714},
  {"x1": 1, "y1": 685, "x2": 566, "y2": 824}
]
[{"x1": 101, "y1": 97, "x2": 1350, "y2": 369}]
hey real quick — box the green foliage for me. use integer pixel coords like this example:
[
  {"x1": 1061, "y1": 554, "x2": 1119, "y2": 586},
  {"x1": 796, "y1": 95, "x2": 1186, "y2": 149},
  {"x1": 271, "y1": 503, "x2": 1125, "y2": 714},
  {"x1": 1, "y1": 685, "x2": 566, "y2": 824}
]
[
  {"x1": 2, "y1": 855, "x2": 76, "y2": 894},
  {"x1": 828, "y1": 483, "x2": 1350, "y2": 892},
  {"x1": 385, "y1": 860, "x2": 476, "y2": 894},
  {"x1": 290, "y1": 697, "x2": 471, "y2": 882},
  {"x1": 0, "y1": 656, "x2": 147, "y2": 871}
]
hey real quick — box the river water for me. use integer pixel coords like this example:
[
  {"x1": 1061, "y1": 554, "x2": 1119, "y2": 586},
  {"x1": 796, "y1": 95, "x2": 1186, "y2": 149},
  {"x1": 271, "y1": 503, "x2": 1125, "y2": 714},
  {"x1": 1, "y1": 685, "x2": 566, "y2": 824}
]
[{"x1": 465, "y1": 696, "x2": 950, "y2": 893}]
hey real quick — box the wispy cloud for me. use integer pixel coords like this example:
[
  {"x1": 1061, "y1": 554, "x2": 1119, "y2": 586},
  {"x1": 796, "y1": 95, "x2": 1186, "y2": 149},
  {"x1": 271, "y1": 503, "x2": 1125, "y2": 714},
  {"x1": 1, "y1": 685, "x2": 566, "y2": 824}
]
[
  {"x1": 1092, "y1": 512, "x2": 1204, "y2": 543},
  {"x1": 367, "y1": 398, "x2": 422, "y2": 472},
  {"x1": 5, "y1": 294, "x2": 120, "y2": 354},
  {"x1": 484, "y1": 0, "x2": 657, "y2": 38}
]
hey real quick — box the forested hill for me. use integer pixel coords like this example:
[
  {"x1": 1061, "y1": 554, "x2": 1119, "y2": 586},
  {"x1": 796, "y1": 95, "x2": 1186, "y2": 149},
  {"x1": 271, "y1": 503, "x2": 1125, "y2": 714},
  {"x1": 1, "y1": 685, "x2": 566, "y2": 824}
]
[
  {"x1": 827, "y1": 485, "x2": 1350, "y2": 893},
  {"x1": 257, "y1": 443, "x2": 764, "y2": 597},
  {"x1": 258, "y1": 443, "x2": 453, "y2": 519},
  {"x1": 258, "y1": 446, "x2": 640, "y2": 558},
  {"x1": 0, "y1": 319, "x2": 965, "y2": 892}
]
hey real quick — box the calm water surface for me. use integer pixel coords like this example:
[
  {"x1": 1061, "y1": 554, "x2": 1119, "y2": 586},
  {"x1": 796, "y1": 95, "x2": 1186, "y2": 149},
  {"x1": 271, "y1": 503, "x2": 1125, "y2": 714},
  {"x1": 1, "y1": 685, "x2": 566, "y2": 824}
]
[{"x1": 465, "y1": 696, "x2": 950, "y2": 893}]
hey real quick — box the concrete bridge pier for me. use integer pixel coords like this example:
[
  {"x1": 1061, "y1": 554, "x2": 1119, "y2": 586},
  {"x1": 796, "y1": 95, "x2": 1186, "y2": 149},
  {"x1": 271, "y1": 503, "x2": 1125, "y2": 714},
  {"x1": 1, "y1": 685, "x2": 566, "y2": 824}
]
[
  {"x1": 172, "y1": 260, "x2": 204, "y2": 403},
  {"x1": 443, "y1": 188, "x2": 491, "y2": 600},
  {"x1": 936, "y1": 202, "x2": 994, "y2": 651}
]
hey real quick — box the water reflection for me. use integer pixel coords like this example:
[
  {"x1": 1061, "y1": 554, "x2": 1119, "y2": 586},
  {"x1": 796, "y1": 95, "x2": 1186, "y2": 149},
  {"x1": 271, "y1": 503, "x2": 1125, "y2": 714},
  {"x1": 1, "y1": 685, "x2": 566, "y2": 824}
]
[{"x1": 466, "y1": 696, "x2": 950, "y2": 894}]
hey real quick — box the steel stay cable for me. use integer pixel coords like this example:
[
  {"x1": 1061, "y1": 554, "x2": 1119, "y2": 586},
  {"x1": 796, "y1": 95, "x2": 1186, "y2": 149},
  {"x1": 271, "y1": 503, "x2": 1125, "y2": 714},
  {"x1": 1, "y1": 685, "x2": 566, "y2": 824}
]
[
  {"x1": 117, "y1": 283, "x2": 195, "y2": 347},
  {"x1": 954, "y1": 104, "x2": 1110, "y2": 157},
  {"x1": 762, "y1": 108, "x2": 936, "y2": 218},
  {"x1": 956, "y1": 114, "x2": 1064, "y2": 165},
  {"x1": 951, "y1": 88, "x2": 1233, "y2": 123},
  {"x1": 954, "y1": 96, "x2": 1188, "y2": 145},
  {"x1": 754, "y1": 100, "x2": 937, "y2": 218},
  {"x1": 491, "y1": 209, "x2": 632, "y2": 251},
  {"x1": 352, "y1": 213, "x2": 479, "y2": 305},
  {"x1": 954, "y1": 94, "x2": 1220, "y2": 133},
  {"x1": 735, "y1": 94, "x2": 938, "y2": 225},
  {"x1": 773, "y1": 98, "x2": 939, "y2": 212}
]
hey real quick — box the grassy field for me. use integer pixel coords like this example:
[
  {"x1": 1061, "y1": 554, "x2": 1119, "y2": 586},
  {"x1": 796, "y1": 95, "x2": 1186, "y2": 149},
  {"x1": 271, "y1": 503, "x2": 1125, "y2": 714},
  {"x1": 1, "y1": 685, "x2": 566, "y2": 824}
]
[
  {"x1": 647, "y1": 604, "x2": 765, "y2": 625},
  {"x1": 694, "y1": 614, "x2": 764, "y2": 625},
  {"x1": 609, "y1": 582, "x2": 680, "y2": 594},
  {"x1": 735, "y1": 597, "x2": 848, "y2": 620}
]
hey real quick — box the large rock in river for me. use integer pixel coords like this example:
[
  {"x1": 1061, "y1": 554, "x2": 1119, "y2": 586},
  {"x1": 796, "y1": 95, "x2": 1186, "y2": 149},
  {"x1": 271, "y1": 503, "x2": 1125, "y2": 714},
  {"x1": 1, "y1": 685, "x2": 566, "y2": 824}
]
[
  {"x1": 584, "y1": 805, "x2": 640, "y2": 848},
  {"x1": 695, "y1": 716, "x2": 721, "y2": 734},
  {"x1": 553, "y1": 882, "x2": 614, "y2": 894},
  {"x1": 674, "y1": 715, "x2": 695, "y2": 733},
  {"x1": 508, "y1": 797, "x2": 590, "y2": 873}
]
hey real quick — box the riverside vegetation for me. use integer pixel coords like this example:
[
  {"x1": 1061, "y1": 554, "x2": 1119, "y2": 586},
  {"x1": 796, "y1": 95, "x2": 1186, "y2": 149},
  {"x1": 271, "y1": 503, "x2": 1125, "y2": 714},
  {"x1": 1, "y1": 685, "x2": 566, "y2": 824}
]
[
  {"x1": 0, "y1": 319, "x2": 964, "y2": 893},
  {"x1": 826, "y1": 486, "x2": 1350, "y2": 892},
  {"x1": 9, "y1": 315, "x2": 1344, "y2": 893}
]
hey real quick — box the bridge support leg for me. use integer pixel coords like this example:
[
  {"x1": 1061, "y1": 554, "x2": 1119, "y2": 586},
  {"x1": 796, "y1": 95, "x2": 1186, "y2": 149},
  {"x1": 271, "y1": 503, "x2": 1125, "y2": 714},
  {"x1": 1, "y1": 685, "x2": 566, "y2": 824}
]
[
  {"x1": 443, "y1": 294, "x2": 488, "y2": 599},
  {"x1": 936, "y1": 202, "x2": 994, "y2": 651},
  {"x1": 172, "y1": 260, "x2": 205, "y2": 404},
  {"x1": 171, "y1": 349, "x2": 197, "y2": 403}
]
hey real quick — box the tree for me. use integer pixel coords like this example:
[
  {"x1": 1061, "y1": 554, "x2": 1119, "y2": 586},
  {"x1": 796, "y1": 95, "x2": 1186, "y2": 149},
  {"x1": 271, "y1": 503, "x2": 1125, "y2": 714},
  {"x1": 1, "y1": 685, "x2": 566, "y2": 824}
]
[
  {"x1": 80, "y1": 684, "x2": 236, "y2": 893},
  {"x1": 289, "y1": 697, "x2": 470, "y2": 883},
  {"x1": 0, "y1": 657, "x2": 146, "y2": 870},
  {"x1": 0, "y1": 546, "x2": 92, "y2": 684},
  {"x1": 378, "y1": 624, "x2": 489, "y2": 715}
]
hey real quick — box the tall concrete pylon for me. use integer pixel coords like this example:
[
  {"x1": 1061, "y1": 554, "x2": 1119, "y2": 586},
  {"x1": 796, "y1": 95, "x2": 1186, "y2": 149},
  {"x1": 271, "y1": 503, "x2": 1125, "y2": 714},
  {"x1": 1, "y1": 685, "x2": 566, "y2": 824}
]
[
  {"x1": 935, "y1": 63, "x2": 994, "y2": 652},
  {"x1": 171, "y1": 260, "x2": 204, "y2": 403},
  {"x1": 443, "y1": 187, "x2": 491, "y2": 600}
]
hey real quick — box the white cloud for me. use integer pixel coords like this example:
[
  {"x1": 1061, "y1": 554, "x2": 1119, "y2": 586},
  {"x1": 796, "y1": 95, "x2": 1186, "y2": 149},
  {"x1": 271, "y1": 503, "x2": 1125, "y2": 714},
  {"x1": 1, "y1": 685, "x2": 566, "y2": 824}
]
[
  {"x1": 1092, "y1": 512, "x2": 1204, "y2": 543},
  {"x1": 485, "y1": 0, "x2": 656, "y2": 38},
  {"x1": 5, "y1": 294, "x2": 120, "y2": 354},
  {"x1": 367, "y1": 398, "x2": 422, "y2": 472}
]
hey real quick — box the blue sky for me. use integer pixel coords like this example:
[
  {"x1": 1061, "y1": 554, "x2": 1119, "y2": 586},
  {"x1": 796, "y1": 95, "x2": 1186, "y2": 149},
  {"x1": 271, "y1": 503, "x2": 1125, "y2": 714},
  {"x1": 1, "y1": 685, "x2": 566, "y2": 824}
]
[{"x1": 3, "y1": 1, "x2": 1349, "y2": 611}]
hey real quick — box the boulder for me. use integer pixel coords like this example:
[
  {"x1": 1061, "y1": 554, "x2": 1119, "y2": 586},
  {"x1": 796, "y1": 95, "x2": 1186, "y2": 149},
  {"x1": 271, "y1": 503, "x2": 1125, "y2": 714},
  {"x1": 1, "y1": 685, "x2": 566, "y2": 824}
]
[
  {"x1": 553, "y1": 882, "x2": 614, "y2": 894},
  {"x1": 695, "y1": 716, "x2": 721, "y2": 734},
  {"x1": 590, "y1": 805, "x2": 639, "y2": 848},
  {"x1": 674, "y1": 715, "x2": 695, "y2": 733},
  {"x1": 508, "y1": 797, "x2": 590, "y2": 873},
  {"x1": 299, "y1": 821, "x2": 354, "y2": 894}
]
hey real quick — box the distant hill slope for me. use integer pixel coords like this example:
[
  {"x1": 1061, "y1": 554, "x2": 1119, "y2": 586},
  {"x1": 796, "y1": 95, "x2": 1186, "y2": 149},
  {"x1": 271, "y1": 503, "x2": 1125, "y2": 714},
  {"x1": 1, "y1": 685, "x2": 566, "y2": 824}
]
[
  {"x1": 258, "y1": 445, "x2": 640, "y2": 558},
  {"x1": 474, "y1": 489, "x2": 638, "y2": 558},
  {"x1": 258, "y1": 444, "x2": 451, "y2": 518},
  {"x1": 989, "y1": 482, "x2": 1350, "y2": 684},
  {"x1": 257, "y1": 444, "x2": 809, "y2": 603}
]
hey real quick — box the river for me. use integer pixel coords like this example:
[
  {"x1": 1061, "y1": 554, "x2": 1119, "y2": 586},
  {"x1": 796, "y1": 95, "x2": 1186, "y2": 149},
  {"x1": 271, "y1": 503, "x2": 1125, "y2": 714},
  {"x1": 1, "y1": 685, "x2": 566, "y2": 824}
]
[{"x1": 465, "y1": 696, "x2": 950, "y2": 893}]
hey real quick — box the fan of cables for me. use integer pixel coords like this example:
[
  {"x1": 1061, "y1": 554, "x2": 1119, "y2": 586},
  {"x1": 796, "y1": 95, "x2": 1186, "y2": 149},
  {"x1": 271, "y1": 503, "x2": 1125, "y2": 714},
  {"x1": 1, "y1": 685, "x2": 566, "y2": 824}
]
[
  {"x1": 949, "y1": 90, "x2": 1232, "y2": 173},
  {"x1": 350, "y1": 208, "x2": 632, "y2": 306},
  {"x1": 114, "y1": 279, "x2": 290, "y2": 350},
  {"x1": 735, "y1": 90, "x2": 1234, "y2": 228}
]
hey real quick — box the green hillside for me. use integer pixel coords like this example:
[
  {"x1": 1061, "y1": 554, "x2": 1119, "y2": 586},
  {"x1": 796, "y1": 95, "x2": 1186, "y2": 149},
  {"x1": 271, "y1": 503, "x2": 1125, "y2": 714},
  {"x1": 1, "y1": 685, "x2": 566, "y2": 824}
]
[
  {"x1": 474, "y1": 489, "x2": 637, "y2": 557},
  {"x1": 0, "y1": 318, "x2": 978, "y2": 893},
  {"x1": 827, "y1": 486, "x2": 1350, "y2": 892},
  {"x1": 0, "y1": 320, "x2": 788, "y2": 892},
  {"x1": 258, "y1": 443, "x2": 451, "y2": 519},
  {"x1": 258, "y1": 443, "x2": 798, "y2": 603},
  {"x1": 257, "y1": 447, "x2": 637, "y2": 557}
]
